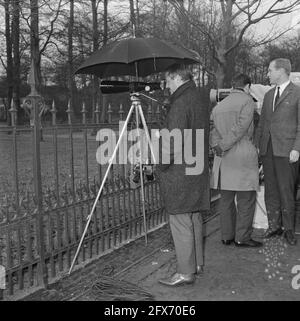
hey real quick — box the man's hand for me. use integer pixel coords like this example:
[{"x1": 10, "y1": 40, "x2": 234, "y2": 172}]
[
  {"x1": 289, "y1": 150, "x2": 299, "y2": 163},
  {"x1": 213, "y1": 144, "x2": 223, "y2": 157}
]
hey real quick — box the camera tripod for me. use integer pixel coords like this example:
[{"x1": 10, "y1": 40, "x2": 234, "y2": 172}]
[{"x1": 69, "y1": 94, "x2": 157, "y2": 274}]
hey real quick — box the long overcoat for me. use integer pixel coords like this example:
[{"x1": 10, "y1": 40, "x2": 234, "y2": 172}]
[
  {"x1": 210, "y1": 89, "x2": 259, "y2": 191},
  {"x1": 157, "y1": 80, "x2": 210, "y2": 214}
]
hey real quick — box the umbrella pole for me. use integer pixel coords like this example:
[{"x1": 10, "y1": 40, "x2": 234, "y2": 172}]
[{"x1": 68, "y1": 103, "x2": 135, "y2": 275}]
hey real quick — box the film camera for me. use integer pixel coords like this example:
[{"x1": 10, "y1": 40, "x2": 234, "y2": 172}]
[
  {"x1": 100, "y1": 80, "x2": 166, "y2": 94},
  {"x1": 130, "y1": 164, "x2": 155, "y2": 189},
  {"x1": 210, "y1": 88, "x2": 259, "y2": 105},
  {"x1": 209, "y1": 88, "x2": 232, "y2": 104}
]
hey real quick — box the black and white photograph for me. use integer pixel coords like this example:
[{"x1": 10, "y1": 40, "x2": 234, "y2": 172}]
[{"x1": 0, "y1": 0, "x2": 300, "y2": 307}]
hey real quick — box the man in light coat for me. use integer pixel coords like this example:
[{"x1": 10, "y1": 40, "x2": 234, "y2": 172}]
[
  {"x1": 210, "y1": 74, "x2": 262, "y2": 248},
  {"x1": 255, "y1": 58, "x2": 300, "y2": 246}
]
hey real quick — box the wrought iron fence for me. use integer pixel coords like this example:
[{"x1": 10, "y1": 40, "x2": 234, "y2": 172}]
[{"x1": 0, "y1": 86, "x2": 168, "y2": 299}]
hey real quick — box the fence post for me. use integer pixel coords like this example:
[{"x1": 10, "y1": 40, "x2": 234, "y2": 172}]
[
  {"x1": 66, "y1": 99, "x2": 72, "y2": 125},
  {"x1": 95, "y1": 102, "x2": 100, "y2": 124},
  {"x1": 9, "y1": 99, "x2": 17, "y2": 126},
  {"x1": 119, "y1": 103, "x2": 124, "y2": 121},
  {"x1": 23, "y1": 59, "x2": 48, "y2": 288},
  {"x1": 81, "y1": 102, "x2": 87, "y2": 125},
  {"x1": 156, "y1": 105, "x2": 160, "y2": 122},
  {"x1": 147, "y1": 104, "x2": 152, "y2": 123},
  {"x1": 51, "y1": 100, "x2": 57, "y2": 126},
  {"x1": 107, "y1": 103, "x2": 112, "y2": 123}
]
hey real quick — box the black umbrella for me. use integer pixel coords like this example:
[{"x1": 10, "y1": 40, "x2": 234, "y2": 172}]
[{"x1": 75, "y1": 37, "x2": 200, "y2": 78}]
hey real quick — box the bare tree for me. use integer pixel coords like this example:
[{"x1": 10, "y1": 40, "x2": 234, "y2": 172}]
[
  {"x1": 29, "y1": 0, "x2": 41, "y2": 89},
  {"x1": 12, "y1": 0, "x2": 21, "y2": 118},
  {"x1": 68, "y1": 0, "x2": 75, "y2": 119},
  {"x1": 129, "y1": 0, "x2": 136, "y2": 36},
  {"x1": 168, "y1": 0, "x2": 300, "y2": 87},
  {"x1": 91, "y1": 0, "x2": 100, "y2": 125},
  {"x1": 135, "y1": 0, "x2": 141, "y2": 36},
  {"x1": 24, "y1": 0, "x2": 65, "y2": 89},
  {"x1": 3, "y1": 0, "x2": 13, "y2": 124},
  {"x1": 101, "y1": 0, "x2": 108, "y2": 123}
]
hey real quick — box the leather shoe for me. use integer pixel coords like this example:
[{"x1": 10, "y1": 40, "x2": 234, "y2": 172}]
[
  {"x1": 284, "y1": 230, "x2": 297, "y2": 246},
  {"x1": 263, "y1": 227, "x2": 283, "y2": 238},
  {"x1": 158, "y1": 273, "x2": 195, "y2": 286},
  {"x1": 222, "y1": 239, "x2": 234, "y2": 245},
  {"x1": 234, "y1": 239, "x2": 263, "y2": 248},
  {"x1": 196, "y1": 265, "x2": 204, "y2": 276}
]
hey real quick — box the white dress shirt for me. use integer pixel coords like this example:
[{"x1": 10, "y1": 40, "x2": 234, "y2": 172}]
[{"x1": 273, "y1": 80, "x2": 290, "y2": 111}]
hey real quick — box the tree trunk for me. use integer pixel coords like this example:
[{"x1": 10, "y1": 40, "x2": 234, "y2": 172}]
[
  {"x1": 100, "y1": 0, "x2": 108, "y2": 123},
  {"x1": 215, "y1": 46, "x2": 226, "y2": 88},
  {"x1": 215, "y1": 64, "x2": 225, "y2": 88},
  {"x1": 4, "y1": 0, "x2": 13, "y2": 125},
  {"x1": 129, "y1": 0, "x2": 136, "y2": 37},
  {"x1": 91, "y1": 0, "x2": 99, "y2": 126},
  {"x1": 12, "y1": 0, "x2": 21, "y2": 123},
  {"x1": 135, "y1": 0, "x2": 140, "y2": 36},
  {"x1": 215, "y1": 1, "x2": 234, "y2": 88},
  {"x1": 68, "y1": 0, "x2": 75, "y2": 119},
  {"x1": 30, "y1": 0, "x2": 41, "y2": 91}
]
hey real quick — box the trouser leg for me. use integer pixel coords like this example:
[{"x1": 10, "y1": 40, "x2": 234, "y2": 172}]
[
  {"x1": 169, "y1": 213, "x2": 195, "y2": 274},
  {"x1": 191, "y1": 212, "x2": 204, "y2": 267},
  {"x1": 261, "y1": 140, "x2": 282, "y2": 230},
  {"x1": 220, "y1": 190, "x2": 237, "y2": 240},
  {"x1": 235, "y1": 190, "x2": 256, "y2": 242},
  {"x1": 273, "y1": 156, "x2": 299, "y2": 231}
]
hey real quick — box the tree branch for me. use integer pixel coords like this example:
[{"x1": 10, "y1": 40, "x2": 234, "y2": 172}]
[
  {"x1": 39, "y1": 0, "x2": 63, "y2": 56},
  {"x1": 0, "y1": 55, "x2": 7, "y2": 71},
  {"x1": 225, "y1": 0, "x2": 300, "y2": 55}
]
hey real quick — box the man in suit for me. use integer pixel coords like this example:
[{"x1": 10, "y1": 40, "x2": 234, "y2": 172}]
[{"x1": 255, "y1": 58, "x2": 300, "y2": 245}]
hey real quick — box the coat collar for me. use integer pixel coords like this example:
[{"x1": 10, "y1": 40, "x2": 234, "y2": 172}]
[
  {"x1": 169, "y1": 80, "x2": 196, "y2": 103},
  {"x1": 231, "y1": 88, "x2": 247, "y2": 95}
]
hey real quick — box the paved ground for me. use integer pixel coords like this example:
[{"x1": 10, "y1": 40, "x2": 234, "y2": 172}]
[{"x1": 20, "y1": 213, "x2": 300, "y2": 301}]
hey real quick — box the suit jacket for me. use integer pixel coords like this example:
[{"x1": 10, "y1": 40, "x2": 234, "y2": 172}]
[{"x1": 255, "y1": 82, "x2": 300, "y2": 157}]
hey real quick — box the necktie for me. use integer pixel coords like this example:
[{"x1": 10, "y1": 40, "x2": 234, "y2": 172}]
[{"x1": 274, "y1": 86, "x2": 280, "y2": 111}]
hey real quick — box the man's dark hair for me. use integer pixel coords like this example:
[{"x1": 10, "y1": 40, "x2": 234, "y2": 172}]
[
  {"x1": 271, "y1": 58, "x2": 292, "y2": 76},
  {"x1": 165, "y1": 63, "x2": 193, "y2": 81},
  {"x1": 232, "y1": 74, "x2": 251, "y2": 88}
]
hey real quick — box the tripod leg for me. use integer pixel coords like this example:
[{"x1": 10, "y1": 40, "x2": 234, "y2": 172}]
[
  {"x1": 138, "y1": 104, "x2": 156, "y2": 164},
  {"x1": 68, "y1": 103, "x2": 135, "y2": 274},
  {"x1": 134, "y1": 104, "x2": 148, "y2": 245}
]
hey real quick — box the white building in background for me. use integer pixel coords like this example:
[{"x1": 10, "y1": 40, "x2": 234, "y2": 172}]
[{"x1": 290, "y1": 72, "x2": 300, "y2": 86}]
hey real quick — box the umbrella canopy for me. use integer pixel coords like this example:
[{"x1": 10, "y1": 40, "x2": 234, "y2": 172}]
[{"x1": 75, "y1": 37, "x2": 200, "y2": 78}]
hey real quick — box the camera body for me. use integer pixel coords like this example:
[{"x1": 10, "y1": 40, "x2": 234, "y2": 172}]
[
  {"x1": 130, "y1": 164, "x2": 154, "y2": 189},
  {"x1": 100, "y1": 80, "x2": 166, "y2": 94},
  {"x1": 209, "y1": 88, "x2": 232, "y2": 105}
]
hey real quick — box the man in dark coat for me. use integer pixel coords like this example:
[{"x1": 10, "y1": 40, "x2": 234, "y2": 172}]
[
  {"x1": 255, "y1": 58, "x2": 300, "y2": 246},
  {"x1": 156, "y1": 64, "x2": 210, "y2": 286}
]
